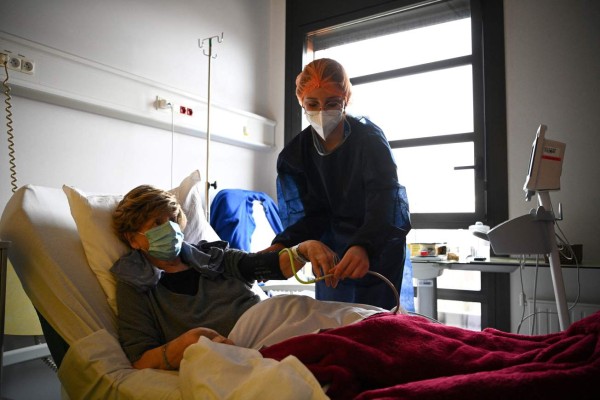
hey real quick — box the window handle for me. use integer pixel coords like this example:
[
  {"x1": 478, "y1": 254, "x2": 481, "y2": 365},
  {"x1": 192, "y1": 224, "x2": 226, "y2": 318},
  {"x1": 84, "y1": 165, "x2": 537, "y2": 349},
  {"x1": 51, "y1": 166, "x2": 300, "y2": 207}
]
[
  {"x1": 453, "y1": 165, "x2": 474, "y2": 170},
  {"x1": 454, "y1": 157, "x2": 483, "y2": 179}
]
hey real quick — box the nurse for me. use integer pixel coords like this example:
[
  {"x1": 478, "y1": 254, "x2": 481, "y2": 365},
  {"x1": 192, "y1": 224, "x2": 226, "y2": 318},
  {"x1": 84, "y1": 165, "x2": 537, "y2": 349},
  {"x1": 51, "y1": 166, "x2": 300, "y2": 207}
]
[{"x1": 265, "y1": 58, "x2": 411, "y2": 309}]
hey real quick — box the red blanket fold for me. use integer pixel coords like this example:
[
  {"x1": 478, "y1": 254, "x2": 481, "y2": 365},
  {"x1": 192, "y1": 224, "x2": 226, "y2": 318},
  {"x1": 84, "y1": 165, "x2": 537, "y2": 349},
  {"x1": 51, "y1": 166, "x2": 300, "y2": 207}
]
[{"x1": 260, "y1": 312, "x2": 600, "y2": 400}]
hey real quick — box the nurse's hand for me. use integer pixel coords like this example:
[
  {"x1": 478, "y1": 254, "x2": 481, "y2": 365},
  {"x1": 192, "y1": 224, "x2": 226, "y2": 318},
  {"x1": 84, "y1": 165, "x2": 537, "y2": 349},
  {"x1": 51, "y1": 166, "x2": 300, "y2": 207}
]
[
  {"x1": 331, "y1": 245, "x2": 369, "y2": 280},
  {"x1": 297, "y1": 240, "x2": 340, "y2": 287}
]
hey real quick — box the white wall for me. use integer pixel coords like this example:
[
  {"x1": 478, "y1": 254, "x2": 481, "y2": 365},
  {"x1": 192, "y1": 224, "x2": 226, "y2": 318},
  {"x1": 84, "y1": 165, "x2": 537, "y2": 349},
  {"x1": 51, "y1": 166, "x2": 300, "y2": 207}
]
[
  {"x1": 0, "y1": 0, "x2": 285, "y2": 209},
  {"x1": 504, "y1": 0, "x2": 600, "y2": 332},
  {"x1": 504, "y1": 0, "x2": 600, "y2": 264}
]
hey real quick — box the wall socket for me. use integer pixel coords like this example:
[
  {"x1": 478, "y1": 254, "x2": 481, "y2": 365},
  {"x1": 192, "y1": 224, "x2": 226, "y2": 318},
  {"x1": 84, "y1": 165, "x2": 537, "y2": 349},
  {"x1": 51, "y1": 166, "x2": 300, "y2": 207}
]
[
  {"x1": 154, "y1": 96, "x2": 171, "y2": 110},
  {"x1": 1, "y1": 51, "x2": 35, "y2": 75}
]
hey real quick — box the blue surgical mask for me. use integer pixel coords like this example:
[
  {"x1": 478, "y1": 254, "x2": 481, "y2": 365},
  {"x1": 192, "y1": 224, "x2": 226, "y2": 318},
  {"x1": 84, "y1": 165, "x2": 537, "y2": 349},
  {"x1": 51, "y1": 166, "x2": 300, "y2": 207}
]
[{"x1": 141, "y1": 221, "x2": 184, "y2": 261}]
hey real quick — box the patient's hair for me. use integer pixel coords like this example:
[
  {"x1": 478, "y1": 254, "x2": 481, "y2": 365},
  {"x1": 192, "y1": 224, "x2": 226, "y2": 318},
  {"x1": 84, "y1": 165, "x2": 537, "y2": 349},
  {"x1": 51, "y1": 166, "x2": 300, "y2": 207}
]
[
  {"x1": 295, "y1": 58, "x2": 352, "y2": 105},
  {"x1": 113, "y1": 185, "x2": 187, "y2": 244}
]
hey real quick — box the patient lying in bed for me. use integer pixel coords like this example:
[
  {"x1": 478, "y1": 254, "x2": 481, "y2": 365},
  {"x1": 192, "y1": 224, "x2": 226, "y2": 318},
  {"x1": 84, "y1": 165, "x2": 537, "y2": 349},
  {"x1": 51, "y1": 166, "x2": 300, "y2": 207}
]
[{"x1": 110, "y1": 184, "x2": 385, "y2": 370}]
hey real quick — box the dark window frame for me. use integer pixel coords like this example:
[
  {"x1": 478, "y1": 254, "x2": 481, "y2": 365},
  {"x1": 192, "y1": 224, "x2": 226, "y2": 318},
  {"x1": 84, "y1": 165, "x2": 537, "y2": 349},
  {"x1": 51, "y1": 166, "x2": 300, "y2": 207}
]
[{"x1": 284, "y1": 0, "x2": 507, "y2": 230}]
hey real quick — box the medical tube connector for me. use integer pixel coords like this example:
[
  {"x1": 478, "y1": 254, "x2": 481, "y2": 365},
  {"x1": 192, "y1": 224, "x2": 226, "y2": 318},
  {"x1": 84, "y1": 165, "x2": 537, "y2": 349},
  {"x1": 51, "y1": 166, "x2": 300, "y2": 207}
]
[{"x1": 279, "y1": 248, "x2": 401, "y2": 314}]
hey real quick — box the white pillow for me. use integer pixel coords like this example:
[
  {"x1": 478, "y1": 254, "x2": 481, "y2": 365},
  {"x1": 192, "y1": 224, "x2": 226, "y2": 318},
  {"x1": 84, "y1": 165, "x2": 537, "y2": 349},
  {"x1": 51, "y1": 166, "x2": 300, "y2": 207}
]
[
  {"x1": 169, "y1": 170, "x2": 220, "y2": 244},
  {"x1": 63, "y1": 170, "x2": 220, "y2": 314}
]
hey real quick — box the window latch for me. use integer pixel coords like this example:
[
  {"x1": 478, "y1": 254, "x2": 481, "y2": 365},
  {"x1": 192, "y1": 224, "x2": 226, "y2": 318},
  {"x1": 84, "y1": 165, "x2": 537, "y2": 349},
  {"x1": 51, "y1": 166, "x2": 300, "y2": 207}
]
[{"x1": 454, "y1": 157, "x2": 484, "y2": 179}]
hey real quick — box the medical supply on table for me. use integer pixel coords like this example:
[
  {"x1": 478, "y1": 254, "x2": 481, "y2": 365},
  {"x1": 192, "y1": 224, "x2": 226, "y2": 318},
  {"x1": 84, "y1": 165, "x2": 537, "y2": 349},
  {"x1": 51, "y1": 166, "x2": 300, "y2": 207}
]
[
  {"x1": 468, "y1": 221, "x2": 491, "y2": 261},
  {"x1": 408, "y1": 242, "x2": 447, "y2": 262}
]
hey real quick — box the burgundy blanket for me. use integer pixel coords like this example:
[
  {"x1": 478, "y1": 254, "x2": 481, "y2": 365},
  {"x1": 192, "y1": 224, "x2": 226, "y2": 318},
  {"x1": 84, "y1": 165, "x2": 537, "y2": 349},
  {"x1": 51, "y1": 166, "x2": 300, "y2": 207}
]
[{"x1": 260, "y1": 311, "x2": 600, "y2": 400}]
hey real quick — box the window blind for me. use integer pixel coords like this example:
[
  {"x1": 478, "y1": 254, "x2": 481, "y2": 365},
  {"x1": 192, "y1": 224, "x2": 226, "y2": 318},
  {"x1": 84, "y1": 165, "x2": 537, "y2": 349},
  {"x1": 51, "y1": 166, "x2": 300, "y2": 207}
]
[{"x1": 309, "y1": 0, "x2": 470, "y2": 51}]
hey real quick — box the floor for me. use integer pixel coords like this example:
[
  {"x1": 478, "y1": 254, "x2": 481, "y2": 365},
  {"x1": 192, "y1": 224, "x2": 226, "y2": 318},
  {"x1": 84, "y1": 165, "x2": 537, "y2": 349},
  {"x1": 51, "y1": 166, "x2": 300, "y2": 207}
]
[{"x1": 1, "y1": 336, "x2": 62, "y2": 400}]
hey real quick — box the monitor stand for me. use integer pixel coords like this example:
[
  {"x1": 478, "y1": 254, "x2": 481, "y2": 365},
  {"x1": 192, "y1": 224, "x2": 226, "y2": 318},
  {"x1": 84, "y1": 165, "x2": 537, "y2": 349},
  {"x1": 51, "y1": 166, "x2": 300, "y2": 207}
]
[
  {"x1": 537, "y1": 192, "x2": 570, "y2": 330},
  {"x1": 484, "y1": 191, "x2": 570, "y2": 330}
]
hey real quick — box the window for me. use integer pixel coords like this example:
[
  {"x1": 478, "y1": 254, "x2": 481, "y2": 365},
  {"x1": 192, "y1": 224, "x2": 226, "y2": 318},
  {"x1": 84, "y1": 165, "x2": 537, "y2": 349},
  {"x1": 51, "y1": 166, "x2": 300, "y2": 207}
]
[
  {"x1": 285, "y1": 0, "x2": 508, "y2": 230},
  {"x1": 437, "y1": 269, "x2": 481, "y2": 330},
  {"x1": 308, "y1": 0, "x2": 480, "y2": 224}
]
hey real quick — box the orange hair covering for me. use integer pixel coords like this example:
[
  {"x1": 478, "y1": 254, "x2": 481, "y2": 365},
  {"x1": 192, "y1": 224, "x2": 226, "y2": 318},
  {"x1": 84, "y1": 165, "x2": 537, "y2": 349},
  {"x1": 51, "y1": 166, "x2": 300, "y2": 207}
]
[{"x1": 295, "y1": 58, "x2": 352, "y2": 105}]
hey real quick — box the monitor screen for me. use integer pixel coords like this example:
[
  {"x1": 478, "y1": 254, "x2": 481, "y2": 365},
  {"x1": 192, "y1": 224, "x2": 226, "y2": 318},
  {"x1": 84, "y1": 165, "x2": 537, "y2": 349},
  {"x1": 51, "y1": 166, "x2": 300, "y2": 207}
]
[{"x1": 523, "y1": 124, "x2": 566, "y2": 200}]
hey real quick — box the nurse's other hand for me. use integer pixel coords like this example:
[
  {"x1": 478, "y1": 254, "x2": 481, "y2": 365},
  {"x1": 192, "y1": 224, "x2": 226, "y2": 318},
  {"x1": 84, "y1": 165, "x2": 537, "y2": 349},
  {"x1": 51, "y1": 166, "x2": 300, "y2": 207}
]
[{"x1": 331, "y1": 245, "x2": 369, "y2": 280}]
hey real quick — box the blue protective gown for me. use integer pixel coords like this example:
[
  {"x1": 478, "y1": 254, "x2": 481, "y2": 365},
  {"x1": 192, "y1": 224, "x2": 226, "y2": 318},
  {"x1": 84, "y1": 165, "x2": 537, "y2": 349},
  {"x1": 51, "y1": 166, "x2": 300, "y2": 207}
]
[{"x1": 273, "y1": 115, "x2": 411, "y2": 309}]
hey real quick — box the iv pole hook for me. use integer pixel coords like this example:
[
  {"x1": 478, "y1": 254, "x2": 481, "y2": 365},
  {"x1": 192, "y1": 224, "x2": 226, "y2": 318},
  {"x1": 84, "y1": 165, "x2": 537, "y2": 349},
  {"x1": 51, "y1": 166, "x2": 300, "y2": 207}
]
[{"x1": 199, "y1": 33, "x2": 224, "y2": 58}]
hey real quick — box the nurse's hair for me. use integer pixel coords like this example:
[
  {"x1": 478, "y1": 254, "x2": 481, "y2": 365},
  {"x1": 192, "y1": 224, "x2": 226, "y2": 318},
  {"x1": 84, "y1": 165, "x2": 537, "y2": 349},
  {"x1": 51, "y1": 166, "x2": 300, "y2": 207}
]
[
  {"x1": 112, "y1": 185, "x2": 187, "y2": 244},
  {"x1": 295, "y1": 58, "x2": 352, "y2": 105}
]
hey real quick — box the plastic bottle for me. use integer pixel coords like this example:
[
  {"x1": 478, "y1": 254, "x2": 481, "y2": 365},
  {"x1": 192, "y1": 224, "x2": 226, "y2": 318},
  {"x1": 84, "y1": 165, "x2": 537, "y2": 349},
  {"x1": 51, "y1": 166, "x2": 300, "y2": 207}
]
[{"x1": 468, "y1": 221, "x2": 490, "y2": 261}]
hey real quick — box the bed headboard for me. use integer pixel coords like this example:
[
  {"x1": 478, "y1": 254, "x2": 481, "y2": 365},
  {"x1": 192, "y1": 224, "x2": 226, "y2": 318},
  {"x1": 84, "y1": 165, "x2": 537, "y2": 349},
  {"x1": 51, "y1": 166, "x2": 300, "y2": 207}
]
[{"x1": 0, "y1": 185, "x2": 117, "y2": 352}]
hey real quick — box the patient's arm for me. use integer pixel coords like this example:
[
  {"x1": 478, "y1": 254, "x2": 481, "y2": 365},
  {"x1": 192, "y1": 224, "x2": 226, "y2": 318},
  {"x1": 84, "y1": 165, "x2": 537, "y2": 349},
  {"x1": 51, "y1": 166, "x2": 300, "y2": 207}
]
[
  {"x1": 132, "y1": 327, "x2": 234, "y2": 370},
  {"x1": 259, "y1": 242, "x2": 285, "y2": 253},
  {"x1": 240, "y1": 240, "x2": 336, "y2": 282}
]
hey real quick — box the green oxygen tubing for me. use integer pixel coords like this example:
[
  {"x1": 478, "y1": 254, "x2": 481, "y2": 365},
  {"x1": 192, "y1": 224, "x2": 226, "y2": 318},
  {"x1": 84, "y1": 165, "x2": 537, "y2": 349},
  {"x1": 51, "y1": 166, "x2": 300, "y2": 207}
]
[{"x1": 279, "y1": 247, "x2": 401, "y2": 314}]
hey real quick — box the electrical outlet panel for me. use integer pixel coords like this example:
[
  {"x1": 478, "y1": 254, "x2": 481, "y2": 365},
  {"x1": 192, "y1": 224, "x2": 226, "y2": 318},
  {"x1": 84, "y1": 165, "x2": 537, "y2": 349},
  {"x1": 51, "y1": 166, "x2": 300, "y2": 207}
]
[
  {"x1": 21, "y1": 58, "x2": 35, "y2": 74},
  {"x1": 8, "y1": 55, "x2": 21, "y2": 70},
  {"x1": 179, "y1": 105, "x2": 193, "y2": 115},
  {"x1": 154, "y1": 95, "x2": 193, "y2": 116},
  {"x1": 0, "y1": 50, "x2": 35, "y2": 74},
  {"x1": 154, "y1": 96, "x2": 171, "y2": 110}
]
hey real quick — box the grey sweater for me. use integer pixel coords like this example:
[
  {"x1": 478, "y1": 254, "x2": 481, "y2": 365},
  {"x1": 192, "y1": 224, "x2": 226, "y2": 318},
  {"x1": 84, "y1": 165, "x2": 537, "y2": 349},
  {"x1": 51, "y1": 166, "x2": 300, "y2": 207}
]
[{"x1": 111, "y1": 241, "x2": 261, "y2": 362}]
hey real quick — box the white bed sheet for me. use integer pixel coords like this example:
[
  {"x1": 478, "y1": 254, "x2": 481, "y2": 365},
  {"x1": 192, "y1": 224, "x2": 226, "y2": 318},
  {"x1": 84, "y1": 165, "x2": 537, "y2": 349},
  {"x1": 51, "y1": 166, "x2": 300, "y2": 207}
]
[
  {"x1": 229, "y1": 294, "x2": 386, "y2": 349},
  {"x1": 179, "y1": 295, "x2": 386, "y2": 399},
  {"x1": 181, "y1": 337, "x2": 326, "y2": 400},
  {"x1": 60, "y1": 295, "x2": 385, "y2": 399}
]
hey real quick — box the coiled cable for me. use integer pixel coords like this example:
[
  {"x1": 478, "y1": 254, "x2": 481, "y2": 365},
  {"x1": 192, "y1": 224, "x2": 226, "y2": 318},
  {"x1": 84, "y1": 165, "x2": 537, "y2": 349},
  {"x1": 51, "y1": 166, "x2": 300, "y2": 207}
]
[
  {"x1": 34, "y1": 335, "x2": 58, "y2": 372},
  {"x1": 2, "y1": 60, "x2": 17, "y2": 193},
  {"x1": 3, "y1": 60, "x2": 53, "y2": 371}
]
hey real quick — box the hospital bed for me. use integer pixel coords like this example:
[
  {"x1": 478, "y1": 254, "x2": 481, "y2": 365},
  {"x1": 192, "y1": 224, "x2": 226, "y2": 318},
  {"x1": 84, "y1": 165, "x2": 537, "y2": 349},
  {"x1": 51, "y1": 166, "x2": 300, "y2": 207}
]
[{"x1": 1, "y1": 173, "x2": 599, "y2": 399}]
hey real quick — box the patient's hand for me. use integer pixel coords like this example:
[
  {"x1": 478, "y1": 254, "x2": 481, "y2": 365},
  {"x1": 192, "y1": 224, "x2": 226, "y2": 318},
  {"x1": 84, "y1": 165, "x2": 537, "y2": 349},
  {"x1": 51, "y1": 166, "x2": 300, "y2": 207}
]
[
  {"x1": 133, "y1": 327, "x2": 234, "y2": 370},
  {"x1": 184, "y1": 327, "x2": 235, "y2": 346}
]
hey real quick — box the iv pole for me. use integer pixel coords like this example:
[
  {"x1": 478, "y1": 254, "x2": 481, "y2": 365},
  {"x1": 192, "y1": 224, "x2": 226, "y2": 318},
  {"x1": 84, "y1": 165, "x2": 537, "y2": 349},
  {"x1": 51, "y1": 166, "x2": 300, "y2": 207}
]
[{"x1": 199, "y1": 33, "x2": 223, "y2": 220}]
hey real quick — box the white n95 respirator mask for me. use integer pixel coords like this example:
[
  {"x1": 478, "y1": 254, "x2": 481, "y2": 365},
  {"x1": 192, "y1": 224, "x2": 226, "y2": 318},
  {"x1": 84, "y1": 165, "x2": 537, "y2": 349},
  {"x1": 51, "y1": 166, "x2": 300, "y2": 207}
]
[{"x1": 305, "y1": 109, "x2": 343, "y2": 140}]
